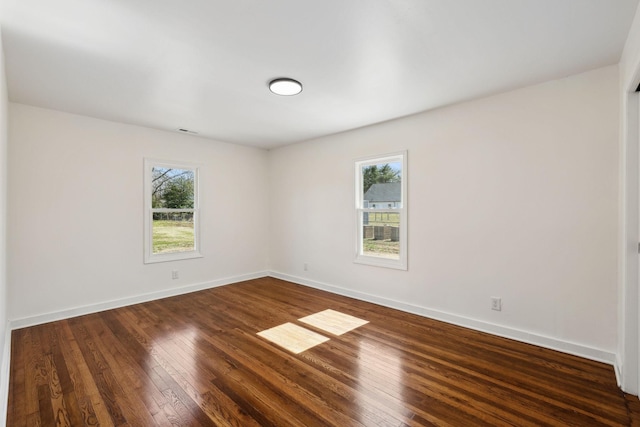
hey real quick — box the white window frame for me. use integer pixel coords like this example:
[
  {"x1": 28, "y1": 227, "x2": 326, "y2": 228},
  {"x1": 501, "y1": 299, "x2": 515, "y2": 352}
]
[
  {"x1": 144, "y1": 158, "x2": 202, "y2": 264},
  {"x1": 355, "y1": 151, "x2": 407, "y2": 270}
]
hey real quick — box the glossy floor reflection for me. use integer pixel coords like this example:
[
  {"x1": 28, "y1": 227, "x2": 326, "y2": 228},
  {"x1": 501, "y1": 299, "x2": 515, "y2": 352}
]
[{"x1": 7, "y1": 277, "x2": 636, "y2": 426}]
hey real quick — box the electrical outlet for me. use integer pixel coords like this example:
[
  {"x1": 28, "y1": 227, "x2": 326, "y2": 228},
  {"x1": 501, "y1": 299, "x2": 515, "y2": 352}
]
[
  {"x1": 491, "y1": 297, "x2": 502, "y2": 311},
  {"x1": 172, "y1": 270, "x2": 179, "y2": 280},
  {"x1": 304, "y1": 263, "x2": 308, "y2": 271}
]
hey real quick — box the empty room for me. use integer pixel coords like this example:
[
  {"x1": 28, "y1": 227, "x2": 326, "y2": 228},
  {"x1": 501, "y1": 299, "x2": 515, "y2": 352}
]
[{"x1": 2, "y1": 0, "x2": 640, "y2": 425}]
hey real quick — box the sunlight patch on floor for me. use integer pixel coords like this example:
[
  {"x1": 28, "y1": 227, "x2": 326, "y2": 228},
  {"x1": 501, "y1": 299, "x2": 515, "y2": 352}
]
[
  {"x1": 299, "y1": 309, "x2": 369, "y2": 335},
  {"x1": 257, "y1": 322, "x2": 330, "y2": 354}
]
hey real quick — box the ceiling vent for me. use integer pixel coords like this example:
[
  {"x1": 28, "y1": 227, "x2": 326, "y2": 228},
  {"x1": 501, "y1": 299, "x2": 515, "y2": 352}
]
[{"x1": 176, "y1": 128, "x2": 199, "y2": 135}]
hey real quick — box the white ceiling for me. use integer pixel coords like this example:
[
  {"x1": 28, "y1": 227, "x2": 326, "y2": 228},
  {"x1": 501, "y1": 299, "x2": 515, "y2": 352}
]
[{"x1": 0, "y1": 0, "x2": 638, "y2": 149}]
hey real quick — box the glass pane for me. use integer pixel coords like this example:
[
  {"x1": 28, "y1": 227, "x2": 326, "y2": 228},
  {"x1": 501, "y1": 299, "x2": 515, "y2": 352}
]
[
  {"x1": 361, "y1": 161, "x2": 402, "y2": 209},
  {"x1": 152, "y1": 167, "x2": 195, "y2": 209},
  {"x1": 362, "y1": 213, "x2": 400, "y2": 260},
  {"x1": 152, "y1": 212, "x2": 195, "y2": 254}
]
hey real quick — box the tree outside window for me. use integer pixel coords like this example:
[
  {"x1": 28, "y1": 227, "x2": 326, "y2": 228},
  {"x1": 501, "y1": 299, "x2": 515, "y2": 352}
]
[{"x1": 144, "y1": 159, "x2": 201, "y2": 263}]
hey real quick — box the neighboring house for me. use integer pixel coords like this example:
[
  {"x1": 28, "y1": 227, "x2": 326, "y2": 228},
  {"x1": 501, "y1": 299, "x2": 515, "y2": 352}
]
[{"x1": 363, "y1": 182, "x2": 401, "y2": 209}]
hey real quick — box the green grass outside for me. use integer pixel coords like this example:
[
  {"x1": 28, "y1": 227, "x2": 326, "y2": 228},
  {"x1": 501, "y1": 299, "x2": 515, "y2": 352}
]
[
  {"x1": 152, "y1": 216, "x2": 399, "y2": 256},
  {"x1": 363, "y1": 239, "x2": 400, "y2": 258},
  {"x1": 153, "y1": 220, "x2": 195, "y2": 254},
  {"x1": 365, "y1": 212, "x2": 400, "y2": 226}
]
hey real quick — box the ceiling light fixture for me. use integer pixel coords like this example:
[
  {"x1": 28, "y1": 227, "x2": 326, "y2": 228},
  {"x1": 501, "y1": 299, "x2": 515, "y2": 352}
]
[{"x1": 269, "y1": 78, "x2": 303, "y2": 96}]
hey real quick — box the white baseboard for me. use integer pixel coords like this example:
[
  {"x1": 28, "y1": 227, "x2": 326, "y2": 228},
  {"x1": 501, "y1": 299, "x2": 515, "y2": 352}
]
[
  {"x1": 269, "y1": 271, "x2": 617, "y2": 367},
  {"x1": 2, "y1": 268, "x2": 619, "y2": 426},
  {"x1": 615, "y1": 353, "x2": 623, "y2": 387},
  {"x1": 3, "y1": 271, "x2": 270, "y2": 426},
  {"x1": 0, "y1": 325, "x2": 11, "y2": 427},
  {"x1": 9, "y1": 271, "x2": 269, "y2": 330}
]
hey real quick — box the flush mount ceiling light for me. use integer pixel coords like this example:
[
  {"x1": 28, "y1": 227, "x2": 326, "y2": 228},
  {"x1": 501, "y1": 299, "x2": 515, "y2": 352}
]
[{"x1": 269, "y1": 78, "x2": 303, "y2": 96}]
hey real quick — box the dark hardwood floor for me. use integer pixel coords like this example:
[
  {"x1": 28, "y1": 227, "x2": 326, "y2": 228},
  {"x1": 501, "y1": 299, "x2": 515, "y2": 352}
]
[{"x1": 6, "y1": 277, "x2": 639, "y2": 426}]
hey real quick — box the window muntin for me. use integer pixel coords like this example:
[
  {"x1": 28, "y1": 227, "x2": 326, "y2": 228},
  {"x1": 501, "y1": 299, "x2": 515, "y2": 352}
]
[
  {"x1": 355, "y1": 152, "x2": 407, "y2": 270},
  {"x1": 144, "y1": 159, "x2": 201, "y2": 263}
]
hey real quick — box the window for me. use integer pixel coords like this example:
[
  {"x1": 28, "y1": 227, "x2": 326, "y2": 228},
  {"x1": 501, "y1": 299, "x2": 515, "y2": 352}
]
[
  {"x1": 144, "y1": 159, "x2": 201, "y2": 263},
  {"x1": 355, "y1": 151, "x2": 407, "y2": 270}
]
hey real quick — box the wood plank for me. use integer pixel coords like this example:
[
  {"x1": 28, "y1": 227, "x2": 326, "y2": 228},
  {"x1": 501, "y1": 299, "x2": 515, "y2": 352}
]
[
  {"x1": 8, "y1": 330, "x2": 26, "y2": 425},
  {"x1": 98, "y1": 311, "x2": 212, "y2": 427},
  {"x1": 57, "y1": 321, "x2": 113, "y2": 427},
  {"x1": 80, "y1": 316, "x2": 164, "y2": 426},
  {"x1": 114, "y1": 308, "x2": 260, "y2": 427},
  {"x1": 6, "y1": 277, "x2": 637, "y2": 426},
  {"x1": 68, "y1": 319, "x2": 129, "y2": 426}
]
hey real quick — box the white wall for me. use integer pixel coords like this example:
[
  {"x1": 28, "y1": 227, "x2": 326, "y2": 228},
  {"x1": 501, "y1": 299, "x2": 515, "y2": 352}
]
[
  {"x1": 7, "y1": 104, "x2": 269, "y2": 322},
  {"x1": 270, "y1": 65, "x2": 620, "y2": 361},
  {"x1": 618, "y1": 1, "x2": 640, "y2": 394},
  {"x1": 0, "y1": 26, "x2": 10, "y2": 421}
]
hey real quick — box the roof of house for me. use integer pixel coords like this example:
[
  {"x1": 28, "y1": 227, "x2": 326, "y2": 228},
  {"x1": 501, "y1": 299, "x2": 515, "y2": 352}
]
[{"x1": 364, "y1": 182, "x2": 401, "y2": 202}]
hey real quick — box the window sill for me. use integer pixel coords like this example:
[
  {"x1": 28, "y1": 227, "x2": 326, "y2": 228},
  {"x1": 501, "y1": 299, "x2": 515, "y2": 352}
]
[
  {"x1": 354, "y1": 254, "x2": 407, "y2": 270},
  {"x1": 144, "y1": 251, "x2": 203, "y2": 264}
]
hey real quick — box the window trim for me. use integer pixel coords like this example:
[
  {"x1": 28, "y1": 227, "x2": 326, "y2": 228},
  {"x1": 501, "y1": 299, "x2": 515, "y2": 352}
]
[
  {"x1": 144, "y1": 158, "x2": 202, "y2": 264},
  {"x1": 354, "y1": 151, "x2": 408, "y2": 270}
]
